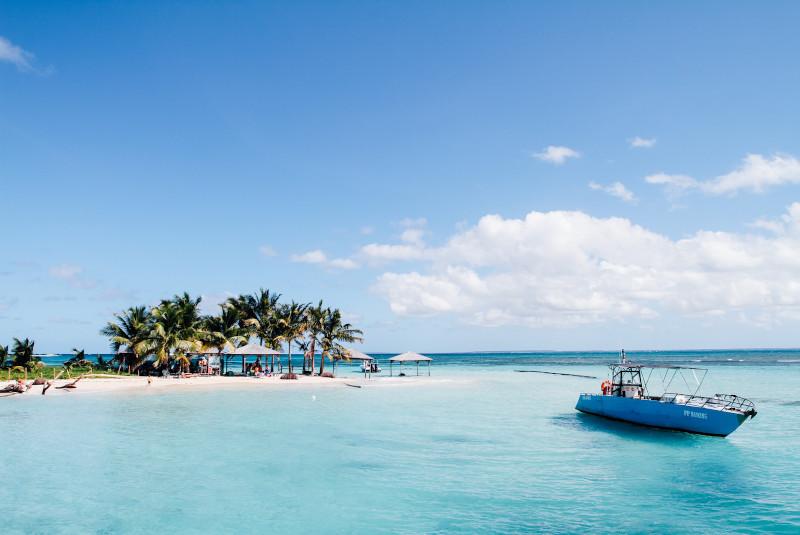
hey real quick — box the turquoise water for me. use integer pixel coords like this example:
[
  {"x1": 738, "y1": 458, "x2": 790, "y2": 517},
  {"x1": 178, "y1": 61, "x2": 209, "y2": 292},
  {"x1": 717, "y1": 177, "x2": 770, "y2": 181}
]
[{"x1": 3, "y1": 352, "x2": 800, "y2": 533}]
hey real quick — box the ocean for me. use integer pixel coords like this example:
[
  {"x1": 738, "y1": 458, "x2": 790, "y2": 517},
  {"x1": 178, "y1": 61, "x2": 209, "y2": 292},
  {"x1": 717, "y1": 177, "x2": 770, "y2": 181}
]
[{"x1": 2, "y1": 350, "x2": 799, "y2": 533}]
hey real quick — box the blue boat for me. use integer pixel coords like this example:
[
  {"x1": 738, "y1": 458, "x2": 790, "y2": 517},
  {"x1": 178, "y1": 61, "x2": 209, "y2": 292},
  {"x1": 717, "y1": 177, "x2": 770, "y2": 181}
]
[{"x1": 576, "y1": 351, "x2": 757, "y2": 437}]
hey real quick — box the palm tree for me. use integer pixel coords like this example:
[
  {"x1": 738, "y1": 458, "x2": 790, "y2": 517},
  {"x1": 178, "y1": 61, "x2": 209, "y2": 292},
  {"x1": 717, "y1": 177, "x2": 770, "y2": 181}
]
[
  {"x1": 11, "y1": 365, "x2": 27, "y2": 381},
  {"x1": 228, "y1": 289, "x2": 283, "y2": 351},
  {"x1": 64, "y1": 347, "x2": 92, "y2": 369},
  {"x1": 101, "y1": 306, "x2": 152, "y2": 372},
  {"x1": 168, "y1": 292, "x2": 203, "y2": 331},
  {"x1": 146, "y1": 300, "x2": 200, "y2": 371},
  {"x1": 304, "y1": 301, "x2": 325, "y2": 375},
  {"x1": 0, "y1": 345, "x2": 9, "y2": 368},
  {"x1": 276, "y1": 301, "x2": 309, "y2": 378},
  {"x1": 175, "y1": 354, "x2": 191, "y2": 373},
  {"x1": 318, "y1": 308, "x2": 363, "y2": 376},
  {"x1": 201, "y1": 306, "x2": 247, "y2": 353},
  {"x1": 12, "y1": 338, "x2": 37, "y2": 369}
]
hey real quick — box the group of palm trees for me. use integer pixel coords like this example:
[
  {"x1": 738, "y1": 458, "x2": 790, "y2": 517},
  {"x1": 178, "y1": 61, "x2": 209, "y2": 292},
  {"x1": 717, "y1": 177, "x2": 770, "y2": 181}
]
[
  {"x1": 101, "y1": 289, "x2": 363, "y2": 379},
  {"x1": 0, "y1": 337, "x2": 39, "y2": 370}
]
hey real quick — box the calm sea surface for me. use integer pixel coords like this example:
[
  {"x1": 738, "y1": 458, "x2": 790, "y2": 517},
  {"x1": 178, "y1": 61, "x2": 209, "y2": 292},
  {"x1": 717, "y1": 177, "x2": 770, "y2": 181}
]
[{"x1": 2, "y1": 350, "x2": 799, "y2": 533}]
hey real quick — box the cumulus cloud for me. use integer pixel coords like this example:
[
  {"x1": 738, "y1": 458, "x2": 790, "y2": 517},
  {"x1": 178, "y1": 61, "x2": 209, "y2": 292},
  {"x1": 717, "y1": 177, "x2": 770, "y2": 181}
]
[
  {"x1": 589, "y1": 181, "x2": 637, "y2": 203},
  {"x1": 629, "y1": 136, "x2": 656, "y2": 148},
  {"x1": 359, "y1": 217, "x2": 430, "y2": 263},
  {"x1": 704, "y1": 153, "x2": 800, "y2": 195},
  {"x1": 647, "y1": 153, "x2": 800, "y2": 196},
  {"x1": 290, "y1": 249, "x2": 358, "y2": 270},
  {"x1": 372, "y1": 205, "x2": 800, "y2": 327},
  {"x1": 532, "y1": 145, "x2": 580, "y2": 165},
  {"x1": 747, "y1": 204, "x2": 800, "y2": 235}
]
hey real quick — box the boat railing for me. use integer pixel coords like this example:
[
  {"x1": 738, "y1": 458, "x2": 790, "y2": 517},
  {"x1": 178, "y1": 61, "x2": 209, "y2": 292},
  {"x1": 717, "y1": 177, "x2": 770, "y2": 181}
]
[{"x1": 661, "y1": 392, "x2": 756, "y2": 413}]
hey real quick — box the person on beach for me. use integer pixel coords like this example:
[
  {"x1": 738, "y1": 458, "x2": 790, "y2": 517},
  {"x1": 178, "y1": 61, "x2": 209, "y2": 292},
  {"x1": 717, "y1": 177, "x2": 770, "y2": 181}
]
[
  {"x1": 1, "y1": 379, "x2": 30, "y2": 394},
  {"x1": 56, "y1": 375, "x2": 83, "y2": 390}
]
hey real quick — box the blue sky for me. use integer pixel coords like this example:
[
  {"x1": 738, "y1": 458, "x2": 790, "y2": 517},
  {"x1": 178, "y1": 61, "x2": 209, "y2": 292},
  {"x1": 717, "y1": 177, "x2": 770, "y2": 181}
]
[{"x1": 2, "y1": 1, "x2": 800, "y2": 352}]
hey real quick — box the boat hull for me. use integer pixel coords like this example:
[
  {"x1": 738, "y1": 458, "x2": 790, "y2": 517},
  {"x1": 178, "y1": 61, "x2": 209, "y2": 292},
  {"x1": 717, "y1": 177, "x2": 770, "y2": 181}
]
[{"x1": 575, "y1": 394, "x2": 749, "y2": 437}]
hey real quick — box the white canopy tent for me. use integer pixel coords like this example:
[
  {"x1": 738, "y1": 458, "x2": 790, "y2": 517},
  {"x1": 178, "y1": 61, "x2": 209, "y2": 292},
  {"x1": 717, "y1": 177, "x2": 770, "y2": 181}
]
[
  {"x1": 389, "y1": 351, "x2": 432, "y2": 376},
  {"x1": 222, "y1": 343, "x2": 282, "y2": 374}
]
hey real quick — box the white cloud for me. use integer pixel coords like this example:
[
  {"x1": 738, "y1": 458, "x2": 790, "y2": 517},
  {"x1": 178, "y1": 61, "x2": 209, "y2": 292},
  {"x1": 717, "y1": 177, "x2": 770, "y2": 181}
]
[
  {"x1": 748, "y1": 204, "x2": 800, "y2": 235},
  {"x1": 0, "y1": 36, "x2": 34, "y2": 71},
  {"x1": 290, "y1": 249, "x2": 358, "y2": 270},
  {"x1": 645, "y1": 172, "x2": 698, "y2": 200},
  {"x1": 400, "y1": 228, "x2": 425, "y2": 245},
  {"x1": 359, "y1": 217, "x2": 430, "y2": 263},
  {"x1": 259, "y1": 245, "x2": 277, "y2": 257},
  {"x1": 647, "y1": 153, "x2": 800, "y2": 197},
  {"x1": 645, "y1": 172, "x2": 697, "y2": 189},
  {"x1": 629, "y1": 136, "x2": 656, "y2": 148},
  {"x1": 589, "y1": 181, "x2": 637, "y2": 203},
  {"x1": 372, "y1": 205, "x2": 800, "y2": 327},
  {"x1": 360, "y1": 243, "x2": 427, "y2": 262},
  {"x1": 704, "y1": 153, "x2": 800, "y2": 195},
  {"x1": 399, "y1": 217, "x2": 427, "y2": 228},
  {"x1": 360, "y1": 226, "x2": 374, "y2": 236},
  {"x1": 532, "y1": 145, "x2": 580, "y2": 165},
  {"x1": 749, "y1": 218, "x2": 785, "y2": 234},
  {"x1": 290, "y1": 250, "x2": 327, "y2": 264},
  {"x1": 328, "y1": 258, "x2": 359, "y2": 270}
]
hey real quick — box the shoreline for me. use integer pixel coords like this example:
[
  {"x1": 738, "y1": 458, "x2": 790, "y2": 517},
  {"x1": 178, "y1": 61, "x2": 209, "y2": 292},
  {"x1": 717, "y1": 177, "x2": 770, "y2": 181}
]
[{"x1": 0, "y1": 373, "x2": 460, "y2": 398}]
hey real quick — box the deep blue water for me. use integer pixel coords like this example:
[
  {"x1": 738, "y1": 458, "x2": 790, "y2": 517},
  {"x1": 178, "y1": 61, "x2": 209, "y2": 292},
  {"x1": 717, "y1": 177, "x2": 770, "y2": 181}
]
[
  {"x1": 3, "y1": 350, "x2": 799, "y2": 533},
  {"x1": 37, "y1": 348, "x2": 800, "y2": 367}
]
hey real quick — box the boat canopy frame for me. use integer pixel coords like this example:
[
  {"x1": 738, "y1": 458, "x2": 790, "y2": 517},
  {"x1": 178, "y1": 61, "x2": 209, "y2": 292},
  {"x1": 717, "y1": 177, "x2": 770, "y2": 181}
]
[{"x1": 610, "y1": 362, "x2": 709, "y2": 399}]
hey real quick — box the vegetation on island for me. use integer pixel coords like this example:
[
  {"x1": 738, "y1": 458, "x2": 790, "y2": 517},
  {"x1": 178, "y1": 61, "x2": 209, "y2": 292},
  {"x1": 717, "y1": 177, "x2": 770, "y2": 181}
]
[
  {"x1": 1, "y1": 289, "x2": 363, "y2": 381},
  {"x1": 99, "y1": 289, "x2": 363, "y2": 379},
  {"x1": 0, "y1": 341, "x2": 124, "y2": 381}
]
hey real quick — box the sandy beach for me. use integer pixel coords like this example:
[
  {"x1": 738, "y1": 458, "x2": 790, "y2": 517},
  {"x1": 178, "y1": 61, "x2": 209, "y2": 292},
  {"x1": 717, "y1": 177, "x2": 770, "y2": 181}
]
[{"x1": 1, "y1": 372, "x2": 453, "y2": 397}]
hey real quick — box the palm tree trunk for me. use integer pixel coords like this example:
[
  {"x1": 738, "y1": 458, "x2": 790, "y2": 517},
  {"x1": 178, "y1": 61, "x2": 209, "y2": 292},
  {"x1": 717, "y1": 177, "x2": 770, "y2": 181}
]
[
  {"x1": 287, "y1": 342, "x2": 292, "y2": 375},
  {"x1": 309, "y1": 338, "x2": 316, "y2": 376},
  {"x1": 319, "y1": 351, "x2": 325, "y2": 375}
]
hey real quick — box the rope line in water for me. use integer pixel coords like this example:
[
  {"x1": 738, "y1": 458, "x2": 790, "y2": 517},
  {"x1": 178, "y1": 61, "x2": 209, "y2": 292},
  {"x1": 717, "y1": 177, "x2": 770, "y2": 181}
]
[{"x1": 514, "y1": 370, "x2": 598, "y2": 379}]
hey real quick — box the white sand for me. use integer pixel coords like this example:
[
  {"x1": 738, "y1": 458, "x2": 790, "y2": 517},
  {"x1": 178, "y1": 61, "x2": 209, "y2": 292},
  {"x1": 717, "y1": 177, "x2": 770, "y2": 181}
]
[{"x1": 1, "y1": 372, "x2": 455, "y2": 398}]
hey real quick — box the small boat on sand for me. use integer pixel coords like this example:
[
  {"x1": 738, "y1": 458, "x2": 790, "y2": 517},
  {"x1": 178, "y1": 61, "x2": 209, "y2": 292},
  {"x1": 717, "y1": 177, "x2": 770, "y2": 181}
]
[
  {"x1": 576, "y1": 351, "x2": 757, "y2": 437},
  {"x1": 361, "y1": 361, "x2": 381, "y2": 374}
]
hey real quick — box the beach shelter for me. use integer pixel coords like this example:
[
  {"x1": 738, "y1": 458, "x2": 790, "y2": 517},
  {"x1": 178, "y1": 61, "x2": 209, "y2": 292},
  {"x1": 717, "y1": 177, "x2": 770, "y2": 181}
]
[
  {"x1": 389, "y1": 351, "x2": 432, "y2": 376},
  {"x1": 223, "y1": 343, "x2": 281, "y2": 374}
]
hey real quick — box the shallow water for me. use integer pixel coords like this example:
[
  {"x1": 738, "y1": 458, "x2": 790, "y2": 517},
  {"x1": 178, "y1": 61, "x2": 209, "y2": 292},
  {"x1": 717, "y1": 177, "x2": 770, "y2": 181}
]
[{"x1": 2, "y1": 354, "x2": 799, "y2": 533}]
